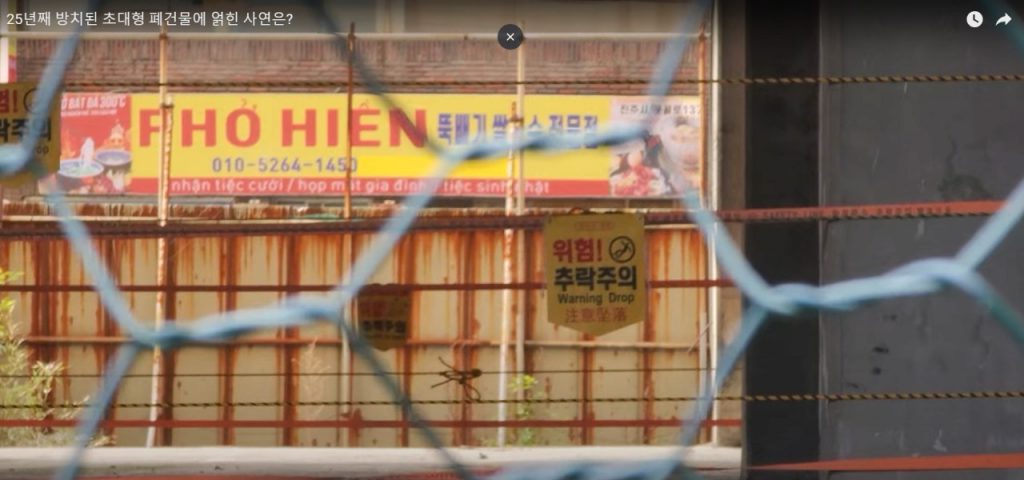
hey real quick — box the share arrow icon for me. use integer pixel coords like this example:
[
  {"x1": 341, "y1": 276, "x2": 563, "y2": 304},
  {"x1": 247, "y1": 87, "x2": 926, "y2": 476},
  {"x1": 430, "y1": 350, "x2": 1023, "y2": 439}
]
[{"x1": 997, "y1": 13, "x2": 1012, "y2": 26}]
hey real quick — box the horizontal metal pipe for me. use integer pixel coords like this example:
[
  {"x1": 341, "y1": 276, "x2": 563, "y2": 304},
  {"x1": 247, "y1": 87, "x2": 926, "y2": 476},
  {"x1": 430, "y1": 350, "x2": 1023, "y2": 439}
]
[
  {"x1": 0, "y1": 279, "x2": 732, "y2": 293},
  {"x1": 2, "y1": 31, "x2": 702, "y2": 41},
  {"x1": 1, "y1": 215, "x2": 158, "y2": 222},
  {"x1": 22, "y1": 336, "x2": 705, "y2": 350},
  {"x1": 0, "y1": 215, "x2": 353, "y2": 223},
  {"x1": 0, "y1": 418, "x2": 740, "y2": 429},
  {"x1": 0, "y1": 200, "x2": 1000, "y2": 240}
]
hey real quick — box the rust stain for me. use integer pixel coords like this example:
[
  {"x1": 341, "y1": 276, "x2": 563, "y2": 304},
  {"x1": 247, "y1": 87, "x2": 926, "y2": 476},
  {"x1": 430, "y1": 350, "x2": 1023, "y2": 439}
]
[
  {"x1": 57, "y1": 241, "x2": 72, "y2": 407},
  {"x1": 281, "y1": 236, "x2": 301, "y2": 446},
  {"x1": 161, "y1": 236, "x2": 179, "y2": 447},
  {"x1": 7, "y1": 203, "x2": 712, "y2": 448},
  {"x1": 400, "y1": 343, "x2": 413, "y2": 447},
  {"x1": 0, "y1": 239, "x2": 7, "y2": 272},
  {"x1": 345, "y1": 233, "x2": 364, "y2": 447},
  {"x1": 526, "y1": 230, "x2": 547, "y2": 349},
  {"x1": 642, "y1": 231, "x2": 657, "y2": 445},
  {"x1": 580, "y1": 333, "x2": 594, "y2": 446},
  {"x1": 336, "y1": 232, "x2": 350, "y2": 448},
  {"x1": 694, "y1": 228, "x2": 710, "y2": 443},
  {"x1": 218, "y1": 236, "x2": 239, "y2": 446},
  {"x1": 451, "y1": 230, "x2": 472, "y2": 446},
  {"x1": 346, "y1": 408, "x2": 362, "y2": 447},
  {"x1": 397, "y1": 233, "x2": 418, "y2": 448},
  {"x1": 462, "y1": 232, "x2": 481, "y2": 446},
  {"x1": 95, "y1": 239, "x2": 119, "y2": 440}
]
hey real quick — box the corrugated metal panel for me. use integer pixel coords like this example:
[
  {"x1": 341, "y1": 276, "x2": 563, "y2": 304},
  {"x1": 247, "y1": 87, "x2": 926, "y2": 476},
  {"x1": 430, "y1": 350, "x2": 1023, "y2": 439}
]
[{"x1": 0, "y1": 202, "x2": 717, "y2": 447}]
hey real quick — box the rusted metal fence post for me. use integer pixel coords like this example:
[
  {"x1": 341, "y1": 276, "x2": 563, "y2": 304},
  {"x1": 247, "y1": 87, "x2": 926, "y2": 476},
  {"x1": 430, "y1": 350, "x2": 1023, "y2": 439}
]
[
  {"x1": 497, "y1": 101, "x2": 518, "y2": 447},
  {"x1": 514, "y1": 26, "x2": 527, "y2": 405},
  {"x1": 706, "y1": 9, "x2": 724, "y2": 446},
  {"x1": 344, "y1": 23, "x2": 355, "y2": 220},
  {"x1": 146, "y1": 26, "x2": 173, "y2": 448},
  {"x1": 499, "y1": 33, "x2": 528, "y2": 445},
  {"x1": 340, "y1": 22, "x2": 357, "y2": 448}
]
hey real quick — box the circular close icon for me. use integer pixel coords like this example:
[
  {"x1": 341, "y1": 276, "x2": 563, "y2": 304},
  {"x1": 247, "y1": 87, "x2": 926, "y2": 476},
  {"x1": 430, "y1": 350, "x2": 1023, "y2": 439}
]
[
  {"x1": 967, "y1": 11, "x2": 984, "y2": 28},
  {"x1": 498, "y1": 24, "x2": 524, "y2": 50},
  {"x1": 609, "y1": 236, "x2": 636, "y2": 263}
]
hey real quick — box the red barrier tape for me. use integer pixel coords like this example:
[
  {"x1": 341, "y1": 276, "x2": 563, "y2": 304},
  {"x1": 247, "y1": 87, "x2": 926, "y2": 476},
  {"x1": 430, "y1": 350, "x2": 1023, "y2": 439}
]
[{"x1": 752, "y1": 452, "x2": 1024, "y2": 471}]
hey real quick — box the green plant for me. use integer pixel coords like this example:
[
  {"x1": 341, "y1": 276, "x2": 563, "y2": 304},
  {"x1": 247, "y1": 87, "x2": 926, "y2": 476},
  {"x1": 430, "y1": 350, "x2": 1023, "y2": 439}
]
[
  {"x1": 295, "y1": 338, "x2": 331, "y2": 421},
  {"x1": 508, "y1": 374, "x2": 545, "y2": 446},
  {"x1": 0, "y1": 269, "x2": 111, "y2": 447}
]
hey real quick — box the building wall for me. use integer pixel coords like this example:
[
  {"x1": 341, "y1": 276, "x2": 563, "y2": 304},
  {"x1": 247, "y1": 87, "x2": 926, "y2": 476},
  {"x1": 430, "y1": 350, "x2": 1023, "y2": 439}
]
[
  {"x1": 820, "y1": 1, "x2": 1024, "y2": 478},
  {"x1": 0, "y1": 1, "x2": 734, "y2": 449},
  {"x1": 14, "y1": 38, "x2": 702, "y2": 94},
  {"x1": 401, "y1": 0, "x2": 693, "y2": 33},
  {"x1": 0, "y1": 202, "x2": 713, "y2": 447}
]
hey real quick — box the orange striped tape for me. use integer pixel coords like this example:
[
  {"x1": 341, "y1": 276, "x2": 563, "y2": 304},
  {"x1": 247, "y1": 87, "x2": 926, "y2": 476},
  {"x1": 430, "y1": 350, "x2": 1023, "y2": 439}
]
[{"x1": 753, "y1": 452, "x2": 1024, "y2": 471}]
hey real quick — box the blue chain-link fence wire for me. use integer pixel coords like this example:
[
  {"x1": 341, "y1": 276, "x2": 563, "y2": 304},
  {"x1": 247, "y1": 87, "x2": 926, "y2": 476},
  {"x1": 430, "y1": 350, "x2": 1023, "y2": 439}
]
[{"x1": 2, "y1": 0, "x2": 1023, "y2": 479}]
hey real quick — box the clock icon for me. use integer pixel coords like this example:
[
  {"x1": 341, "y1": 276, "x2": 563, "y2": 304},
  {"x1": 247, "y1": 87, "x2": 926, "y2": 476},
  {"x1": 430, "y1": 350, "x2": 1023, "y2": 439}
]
[{"x1": 967, "y1": 11, "x2": 984, "y2": 28}]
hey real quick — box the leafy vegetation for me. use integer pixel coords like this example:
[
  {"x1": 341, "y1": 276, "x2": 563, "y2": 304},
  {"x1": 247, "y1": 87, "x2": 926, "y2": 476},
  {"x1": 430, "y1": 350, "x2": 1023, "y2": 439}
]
[
  {"x1": 0, "y1": 269, "x2": 112, "y2": 447},
  {"x1": 508, "y1": 374, "x2": 546, "y2": 446}
]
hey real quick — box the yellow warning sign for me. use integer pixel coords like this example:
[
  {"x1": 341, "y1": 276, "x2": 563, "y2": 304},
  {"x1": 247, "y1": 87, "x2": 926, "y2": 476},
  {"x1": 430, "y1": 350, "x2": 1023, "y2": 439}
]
[
  {"x1": 544, "y1": 213, "x2": 647, "y2": 336},
  {"x1": 0, "y1": 83, "x2": 60, "y2": 187},
  {"x1": 357, "y1": 290, "x2": 412, "y2": 351}
]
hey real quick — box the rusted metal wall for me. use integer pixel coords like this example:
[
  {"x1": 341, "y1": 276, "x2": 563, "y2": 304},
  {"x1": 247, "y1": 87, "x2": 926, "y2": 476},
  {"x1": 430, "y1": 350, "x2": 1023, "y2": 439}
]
[{"x1": 0, "y1": 202, "x2": 721, "y2": 447}]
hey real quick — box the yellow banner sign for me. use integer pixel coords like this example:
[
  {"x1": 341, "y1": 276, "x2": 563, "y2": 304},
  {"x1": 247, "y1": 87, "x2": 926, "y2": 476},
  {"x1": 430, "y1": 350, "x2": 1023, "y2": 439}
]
[
  {"x1": 544, "y1": 213, "x2": 647, "y2": 336},
  {"x1": 357, "y1": 290, "x2": 412, "y2": 351},
  {"x1": 39, "y1": 93, "x2": 702, "y2": 198},
  {"x1": 0, "y1": 82, "x2": 59, "y2": 187}
]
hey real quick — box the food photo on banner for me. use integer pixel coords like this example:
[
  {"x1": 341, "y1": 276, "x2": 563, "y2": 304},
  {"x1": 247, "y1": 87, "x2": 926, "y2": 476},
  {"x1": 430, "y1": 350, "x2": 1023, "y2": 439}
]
[
  {"x1": 609, "y1": 97, "x2": 702, "y2": 198},
  {"x1": 38, "y1": 93, "x2": 132, "y2": 195}
]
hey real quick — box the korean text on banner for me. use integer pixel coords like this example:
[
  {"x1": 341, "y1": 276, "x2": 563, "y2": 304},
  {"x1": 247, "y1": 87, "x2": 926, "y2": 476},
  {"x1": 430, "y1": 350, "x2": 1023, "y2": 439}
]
[
  {"x1": 544, "y1": 213, "x2": 648, "y2": 336},
  {"x1": 357, "y1": 290, "x2": 412, "y2": 351},
  {"x1": 0, "y1": 83, "x2": 59, "y2": 187}
]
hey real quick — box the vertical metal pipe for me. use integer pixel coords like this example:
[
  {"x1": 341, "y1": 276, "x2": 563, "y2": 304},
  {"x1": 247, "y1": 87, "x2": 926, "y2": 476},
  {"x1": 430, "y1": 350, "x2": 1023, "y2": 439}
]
[
  {"x1": 496, "y1": 101, "x2": 517, "y2": 448},
  {"x1": 282, "y1": 237, "x2": 301, "y2": 446},
  {"x1": 694, "y1": 25, "x2": 710, "y2": 444},
  {"x1": 219, "y1": 237, "x2": 238, "y2": 446},
  {"x1": 515, "y1": 36, "x2": 525, "y2": 216},
  {"x1": 344, "y1": 23, "x2": 355, "y2": 220},
  {"x1": 340, "y1": 21, "x2": 356, "y2": 447},
  {"x1": 513, "y1": 24, "x2": 527, "y2": 400},
  {"x1": 339, "y1": 236, "x2": 355, "y2": 447},
  {"x1": 2, "y1": 4, "x2": 12, "y2": 231},
  {"x1": 707, "y1": 1, "x2": 724, "y2": 445},
  {"x1": 147, "y1": 27, "x2": 172, "y2": 448},
  {"x1": 1, "y1": 0, "x2": 9, "y2": 84}
]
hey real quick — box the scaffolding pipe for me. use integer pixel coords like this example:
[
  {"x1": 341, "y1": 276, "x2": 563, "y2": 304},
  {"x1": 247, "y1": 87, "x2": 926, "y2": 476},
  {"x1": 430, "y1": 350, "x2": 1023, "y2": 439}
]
[
  {"x1": 146, "y1": 25, "x2": 172, "y2": 448},
  {"x1": 707, "y1": 0, "x2": 723, "y2": 445},
  {"x1": 340, "y1": 22, "x2": 357, "y2": 447},
  {"x1": 344, "y1": 23, "x2": 355, "y2": 220},
  {"x1": 496, "y1": 101, "x2": 517, "y2": 448},
  {"x1": 514, "y1": 35, "x2": 527, "y2": 406},
  {"x1": 694, "y1": 23, "x2": 710, "y2": 445},
  {"x1": 0, "y1": 0, "x2": 9, "y2": 224},
  {"x1": 0, "y1": 0, "x2": 8, "y2": 83}
]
